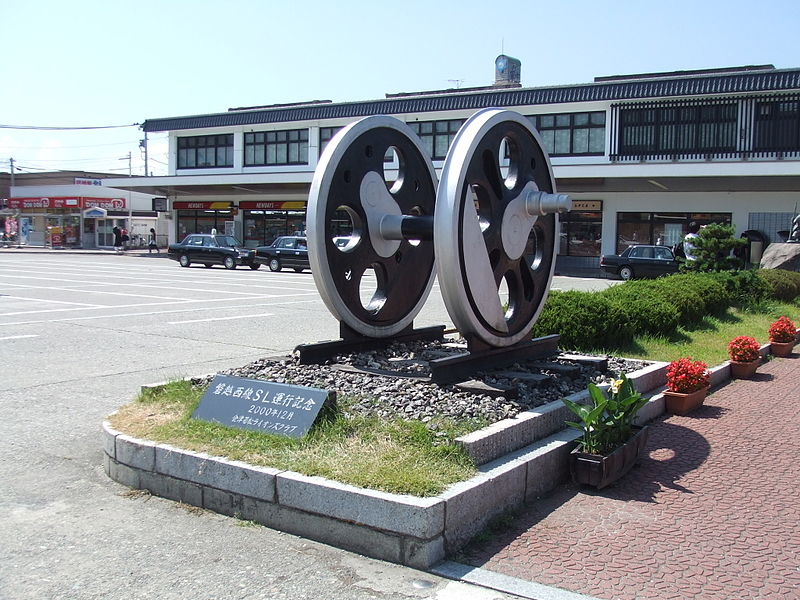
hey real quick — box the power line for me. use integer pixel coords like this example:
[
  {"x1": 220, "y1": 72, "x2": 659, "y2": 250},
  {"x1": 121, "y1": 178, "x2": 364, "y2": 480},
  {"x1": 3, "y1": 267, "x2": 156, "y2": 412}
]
[
  {"x1": 0, "y1": 140, "x2": 140, "y2": 150},
  {"x1": 0, "y1": 123, "x2": 139, "y2": 130}
]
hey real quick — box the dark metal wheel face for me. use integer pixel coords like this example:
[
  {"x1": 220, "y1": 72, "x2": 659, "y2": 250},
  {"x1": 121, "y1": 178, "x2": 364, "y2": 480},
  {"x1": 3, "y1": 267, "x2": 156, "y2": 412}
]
[
  {"x1": 436, "y1": 109, "x2": 559, "y2": 347},
  {"x1": 308, "y1": 116, "x2": 437, "y2": 337}
]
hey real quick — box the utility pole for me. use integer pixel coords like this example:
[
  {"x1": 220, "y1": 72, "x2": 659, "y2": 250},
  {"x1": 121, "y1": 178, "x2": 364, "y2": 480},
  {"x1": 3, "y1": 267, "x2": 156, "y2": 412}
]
[
  {"x1": 139, "y1": 133, "x2": 148, "y2": 176},
  {"x1": 119, "y1": 153, "x2": 132, "y2": 235}
]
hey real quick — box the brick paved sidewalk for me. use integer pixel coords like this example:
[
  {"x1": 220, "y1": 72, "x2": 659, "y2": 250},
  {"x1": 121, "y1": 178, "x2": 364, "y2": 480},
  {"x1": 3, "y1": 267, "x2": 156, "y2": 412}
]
[{"x1": 461, "y1": 355, "x2": 800, "y2": 600}]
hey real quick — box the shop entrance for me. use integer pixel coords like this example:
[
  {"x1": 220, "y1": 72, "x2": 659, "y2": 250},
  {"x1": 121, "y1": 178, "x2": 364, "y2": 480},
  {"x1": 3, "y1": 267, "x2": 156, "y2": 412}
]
[
  {"x1": 45, "y1": 215, "x2": 81, "y2": 248},
  {"x1": 96, "y1": 218, "x2": 128, "y2": 247}
]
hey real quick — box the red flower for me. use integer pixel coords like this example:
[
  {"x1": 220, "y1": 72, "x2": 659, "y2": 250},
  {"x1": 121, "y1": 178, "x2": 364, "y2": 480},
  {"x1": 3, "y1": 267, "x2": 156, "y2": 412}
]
[
  {"x1": 727, "y1": 336, "x2": 761, "y2": 362},
  {"x1": 768, "y1": 316, "x2": 797, "y2": 343},
  {"x1": 666, "y1": 357, "x2": 710, "y2": 393}
]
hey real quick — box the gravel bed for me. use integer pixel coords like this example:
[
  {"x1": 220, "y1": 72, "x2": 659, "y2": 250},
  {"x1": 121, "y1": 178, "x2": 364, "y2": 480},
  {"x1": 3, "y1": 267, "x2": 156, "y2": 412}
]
[{"x1": 199, "y1": 338, "x2": 649, "y2": 428}]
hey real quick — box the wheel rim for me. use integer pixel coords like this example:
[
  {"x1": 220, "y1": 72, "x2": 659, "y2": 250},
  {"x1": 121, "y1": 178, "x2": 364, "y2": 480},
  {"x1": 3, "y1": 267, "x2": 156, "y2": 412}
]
[
  {"x1": 179, "y1": 255, "x2": 189, "y2": 267},
  {"x1": 270, "y1": 259, "x2": 280, "y2": 270},
  {"x1": 435, "y1": 109, "x2": 560, "y2": 347},
  {"x1": 307, "y1": 115, "x2": 437, "y2": 338}
]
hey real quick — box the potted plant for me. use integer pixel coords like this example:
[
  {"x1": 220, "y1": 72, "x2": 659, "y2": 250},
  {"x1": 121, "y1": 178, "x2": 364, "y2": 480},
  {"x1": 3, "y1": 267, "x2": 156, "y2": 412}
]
[
  {"x1": 663, "y1": 357, "x2": 710, "y2": 415},
  {"x1": 727, "y1": 335, "x2": 761, "y2": 379},
  {"x1": 768, "y1": 316, "x2": 797, "y2": 357},
  {"x1": 562, "y1": 373, "x2": 649, "y2": 489}
]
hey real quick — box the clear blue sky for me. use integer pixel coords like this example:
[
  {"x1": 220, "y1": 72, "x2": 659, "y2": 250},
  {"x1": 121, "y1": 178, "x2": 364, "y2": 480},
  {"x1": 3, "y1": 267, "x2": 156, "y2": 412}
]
[{"x1": 2, "y1": 0, "x2": 799, "y2": 178}]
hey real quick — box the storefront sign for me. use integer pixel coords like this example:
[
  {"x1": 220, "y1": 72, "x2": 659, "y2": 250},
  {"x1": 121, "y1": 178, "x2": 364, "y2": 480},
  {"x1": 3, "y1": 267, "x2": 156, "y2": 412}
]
[
  {"x1": 173, "y1": 201, "x2": 234, "y2": 210},
  {"x1": 571, "y1": 200, "x2": 603, "y2": 211},
  {"x1": 152, "y1": 197, "x2": 168, "y2": 212},
  {"x1": 75, "y1": 178, "x2": 103, "y2": 186},
  {"x1": 8, "y1": 197, "x2": 125, "y2": 210},
  {"x1": 192, "y1": 374, "x2": 334, "y2": 438},
  {"x1": 84, "y1": 198, "x2": 126, "y2": 210},
  {"x1": 239, "y1": 201, "x2": 307, "y2": 210},
  {"x1": 49, "y1": 226, "x2": 63, "y2": 246}
]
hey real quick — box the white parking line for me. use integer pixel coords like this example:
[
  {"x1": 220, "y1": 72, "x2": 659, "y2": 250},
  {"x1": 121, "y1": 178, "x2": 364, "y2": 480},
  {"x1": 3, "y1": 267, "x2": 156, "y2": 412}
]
[
  {"x1": 0, "y1": 299, "x2": 319, "y2": 326},
  {"x1": 167, "y1": 313, "x2": 275, "y2": 325},
  {"x1": 1, "y1": 295, "x2": 103, "y2": 307},
  {"x1": 0, "y1": 334, "x2": 40, "y2": 341}
]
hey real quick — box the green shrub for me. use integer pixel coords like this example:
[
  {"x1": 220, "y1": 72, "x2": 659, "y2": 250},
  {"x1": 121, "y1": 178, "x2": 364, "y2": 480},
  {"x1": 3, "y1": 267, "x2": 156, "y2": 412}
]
[
  {"x1": 679, "y1": 223, "x2": 746, "y2": 272},
  {"x1": 709, "y1": 270, "x2": 770, "y2": 307},
  {"x1": 602, "y1": 283, "x2": 680, "y2": 337},
  {"x1": 757, "y1": 269, "x2": 800, "y2": 302},
  {"x1": 675, "y1": 273, "x2": 730, "y2": 315},
  {"x1": 639, "y1": 275, "x2": 708, "y2": 326},
  {"x1": 532, "y1": 290, "x2": 633, "y2": 351}
]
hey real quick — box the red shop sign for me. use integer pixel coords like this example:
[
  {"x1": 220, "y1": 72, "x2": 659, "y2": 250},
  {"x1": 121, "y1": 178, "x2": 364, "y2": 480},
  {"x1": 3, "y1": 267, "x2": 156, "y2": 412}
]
[{"x1": 8, "y1": 197, "x2": 125, "y2": 210}]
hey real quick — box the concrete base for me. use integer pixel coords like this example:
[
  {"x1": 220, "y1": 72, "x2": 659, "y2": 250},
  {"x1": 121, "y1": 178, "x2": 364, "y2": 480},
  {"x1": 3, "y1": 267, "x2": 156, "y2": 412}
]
[{"x1": 103, "y1": 359, "x2": 675, "y2": 569}]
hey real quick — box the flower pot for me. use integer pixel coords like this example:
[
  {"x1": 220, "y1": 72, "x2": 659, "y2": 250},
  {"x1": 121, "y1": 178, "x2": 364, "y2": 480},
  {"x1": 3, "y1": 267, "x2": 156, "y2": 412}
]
[
  {"x1": 570, "y1": 426, "x2": 649, "y2": 489},
  {"x1": 664, "y1": 385, "x2": 709, "y2": 416},
  {"x1": 729, "y1": 359, "x2": 760, "y2": 379},
  {"x1": 769, "y1": 340, "x2": 794, "y2": 357}
]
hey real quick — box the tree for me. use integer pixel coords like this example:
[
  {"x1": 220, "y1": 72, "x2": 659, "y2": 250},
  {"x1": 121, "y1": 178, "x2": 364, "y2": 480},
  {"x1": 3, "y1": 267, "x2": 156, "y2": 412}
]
[{"x1": 680, "y1": 223, "x2": 746, "y2": 272}]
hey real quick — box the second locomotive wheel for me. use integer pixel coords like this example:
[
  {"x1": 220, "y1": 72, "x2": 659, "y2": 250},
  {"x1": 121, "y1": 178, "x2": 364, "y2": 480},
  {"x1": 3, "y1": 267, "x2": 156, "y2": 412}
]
[{"x1": 435, "y1": 108, "x2": 569, "y2": 348}]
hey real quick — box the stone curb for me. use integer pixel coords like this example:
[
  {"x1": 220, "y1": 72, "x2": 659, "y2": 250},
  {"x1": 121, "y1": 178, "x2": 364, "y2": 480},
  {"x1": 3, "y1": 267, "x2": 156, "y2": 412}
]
[
  {"x1": 456, "y1": 360, "x2": 669, "y2": 465},
  {"x1": 102, "y1": 419, "x2": 580, "y2": 569},
  {"x1": 102, "y1": 342, "x2": 796, "y2": 569}
]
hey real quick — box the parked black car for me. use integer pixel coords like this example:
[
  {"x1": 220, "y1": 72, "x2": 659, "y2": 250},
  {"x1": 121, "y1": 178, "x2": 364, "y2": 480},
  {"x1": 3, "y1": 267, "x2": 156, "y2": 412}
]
[
  {"x1": 255, "y1": 236, "x2": 310, "y2": 272},
  {"x1": 167, "y1": 234, "x2": 259, "y2": 270},
  {"x1": 600, "y1": 245, "x2": 679, "y2": 280}
]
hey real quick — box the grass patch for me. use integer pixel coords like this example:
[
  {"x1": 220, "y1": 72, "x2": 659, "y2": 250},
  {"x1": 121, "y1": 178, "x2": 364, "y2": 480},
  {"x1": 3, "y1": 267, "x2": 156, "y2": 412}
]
[
  {"x1": 109, "y1": 380, "x2": 476, "y2": 497},
  {"x1": 611, "y1": 301, "x2": 799, "y2": 364}
]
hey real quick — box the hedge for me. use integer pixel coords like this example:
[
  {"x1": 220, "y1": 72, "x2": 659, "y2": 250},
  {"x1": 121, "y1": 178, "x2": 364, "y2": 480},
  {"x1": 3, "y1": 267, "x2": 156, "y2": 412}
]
[
  {"x1": 532, "y1": 290, "x2": 633, "y2": 351},
  {"x1": 757, "y1": 269, "x2": 800, "y2": 302},
  {"x1": 532, "y1": 269, "x2": 798, "y2": 352}
]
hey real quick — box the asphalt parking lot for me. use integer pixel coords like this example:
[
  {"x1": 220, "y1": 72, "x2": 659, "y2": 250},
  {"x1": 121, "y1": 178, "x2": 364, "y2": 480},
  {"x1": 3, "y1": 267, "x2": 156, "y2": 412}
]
[
  {"x1": 0, "y1": 250, "x2": 616, "y2": 600},
  {"x1": 0, "y1": 252, "x2": 527, "y2": 600}
]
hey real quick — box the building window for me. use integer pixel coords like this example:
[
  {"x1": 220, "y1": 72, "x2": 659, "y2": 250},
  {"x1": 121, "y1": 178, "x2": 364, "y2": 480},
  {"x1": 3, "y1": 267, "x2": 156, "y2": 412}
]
[
  {"x1": 754, "y1": 99, "x2": 800, "y2": 152},
  {"x1": 245, "y1": 129, "x2": 309, "y2": 166},
  {"x1": 559, "y1": 211, "x2": 602, "y2": 256},
  {"x1": 530, "y1": 112, "x2": 605, "y2": 156},
  {"x1": 177, "y1": 134, "x2": 233, "y2": 169},
  {"x1": 243, "y1": 210, "x2": 306, "y2": 247},
  {"x1": 319, "y1": 126, "x2": 343, "y2": 156},
  {"x1": 176, "y1": 209, "x2": 234, "y2": 241},
  {"x1": 617, "y1": 103, "x2": 737, "y2": 157},
  {"x1": 616, "y1": 212, "x2": 732, "y2": 254},
  {"x1": 408, "y1": 119, "x2": 464, "y2": 159}
]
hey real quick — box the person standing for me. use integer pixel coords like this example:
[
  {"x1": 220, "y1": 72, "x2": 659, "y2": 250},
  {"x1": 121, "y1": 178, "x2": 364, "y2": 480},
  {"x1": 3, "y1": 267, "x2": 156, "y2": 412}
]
[
  {"x1": 112, "y1": 226, "x2": 122, "y2": 254},
  {"x1": 148, "y1": 228, "x2": 160, "y2": 254},
  {"x1": 683, "y1": 221, "x2": 700, "y2": 261}
]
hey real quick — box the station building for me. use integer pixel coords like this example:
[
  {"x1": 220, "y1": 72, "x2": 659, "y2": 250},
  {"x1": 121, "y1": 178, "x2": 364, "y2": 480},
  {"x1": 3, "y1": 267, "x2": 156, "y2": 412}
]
[{"x1": 107, "y1": 59, "x2": 800, "y2": 273}]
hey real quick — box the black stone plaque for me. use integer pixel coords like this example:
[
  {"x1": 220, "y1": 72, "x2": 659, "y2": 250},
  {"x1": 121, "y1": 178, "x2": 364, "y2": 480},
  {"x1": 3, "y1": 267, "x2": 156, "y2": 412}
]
[{"x1": 192, "y1": 374, "x2": 334, "y2": 438}]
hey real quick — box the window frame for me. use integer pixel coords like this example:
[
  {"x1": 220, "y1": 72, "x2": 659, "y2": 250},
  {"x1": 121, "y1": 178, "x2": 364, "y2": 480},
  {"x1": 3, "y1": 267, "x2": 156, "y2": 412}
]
[
  {"x1": 408, "y1": 119, "x2": 464, "y2": 160},
  {"x1": 245, "y1": 128, "x2": 309, "y2": 166},
  {"x1": 177, "y1": 134, "x2": 234, "y2": 169},
  {"x1": 529, "y1": 111, "x2": 606, "y2": 157},
  {"x1": 617, "y1": 102, "x2": 738, "y2": 156}
]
